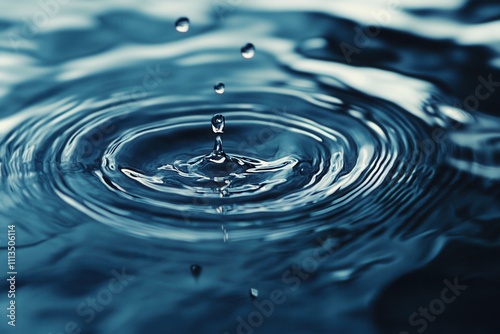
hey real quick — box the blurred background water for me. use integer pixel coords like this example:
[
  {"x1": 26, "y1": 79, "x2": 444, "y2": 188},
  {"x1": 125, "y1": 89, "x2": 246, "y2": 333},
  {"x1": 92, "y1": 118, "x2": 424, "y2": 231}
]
[{"x1": 0, "y1": 0, "x2": 499, "y2": 333}]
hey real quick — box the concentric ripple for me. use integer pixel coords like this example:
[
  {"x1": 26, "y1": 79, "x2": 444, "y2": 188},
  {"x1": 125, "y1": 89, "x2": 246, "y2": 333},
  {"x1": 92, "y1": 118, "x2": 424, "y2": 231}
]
[
  {"x1": 2, "y1": 2, "x2": 487, "y2": 242},
  {"x1": 1, "y1": 2, "x2": 499, "y2": 333},
  {"x1": 1, "y1": 80, "x2": 449, "y2": 241}
]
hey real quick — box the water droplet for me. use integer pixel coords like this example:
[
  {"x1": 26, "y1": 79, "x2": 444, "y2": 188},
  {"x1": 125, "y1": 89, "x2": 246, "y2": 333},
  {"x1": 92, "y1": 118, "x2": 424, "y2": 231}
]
[
  {"x1": 175, "y1": 17, "x2": 190, "y2": 33},
  {"x1": 214, "y1": 82, "x2": 225, "y2": 94},
  {"x1": 190, "y1": 264, "x2": 202, "y2": 278},
  {"x1": 298, "y1": 162, "x2": 312, "y2": 175},
  {"x1": 241, "y1": 43, "x2": 255, "y2": 59},
  {"x1": 249, "y1": 288, "x2": 259, "y2": 299},
  {"x1": 211, "y1": 114, "x2": 225, "y2": 134}
]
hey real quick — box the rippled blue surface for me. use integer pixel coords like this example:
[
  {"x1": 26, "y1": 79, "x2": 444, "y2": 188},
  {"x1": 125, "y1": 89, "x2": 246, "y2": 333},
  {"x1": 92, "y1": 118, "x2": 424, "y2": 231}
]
[{"x1": 0, "y1": 0, "x2": 499, "y2": 333}]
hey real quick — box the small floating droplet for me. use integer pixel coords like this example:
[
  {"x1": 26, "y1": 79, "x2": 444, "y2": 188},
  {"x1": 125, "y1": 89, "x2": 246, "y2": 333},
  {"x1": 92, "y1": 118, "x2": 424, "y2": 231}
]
[
  {"x1": 211, "y1": 114, "x2": 225, "y2": 134},
  {"x1": 175, "y1": 17, "x2": 190, "y2": 33},
  {"x1": 241, "y1": 43, "x2": 255, "y2": 59},
  {"x1": 249, "y1": 288, "x2": 259, "y2": 299},
  {"x1": 214, "y1": 82, "x2": 225, "y2": 94},
  {"x1": 190, "y1": 264, "x2": 202, "y2": 278}
]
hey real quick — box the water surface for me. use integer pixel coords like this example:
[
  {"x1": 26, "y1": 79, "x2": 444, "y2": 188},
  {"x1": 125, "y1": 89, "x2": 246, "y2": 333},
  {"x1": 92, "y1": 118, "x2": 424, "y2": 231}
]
[{"x1": 0, "y1": 0, "x2": 499, "y2": 333}]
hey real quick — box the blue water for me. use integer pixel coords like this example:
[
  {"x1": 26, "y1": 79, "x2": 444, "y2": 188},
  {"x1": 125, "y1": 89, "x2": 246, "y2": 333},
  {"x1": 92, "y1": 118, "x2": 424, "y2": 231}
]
[{"x1": 0, "y1": 1, "x2": 499, "y2": 333}]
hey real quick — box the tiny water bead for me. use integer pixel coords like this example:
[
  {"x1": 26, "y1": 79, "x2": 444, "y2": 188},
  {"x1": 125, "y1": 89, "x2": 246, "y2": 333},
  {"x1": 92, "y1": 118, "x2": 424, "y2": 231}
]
[
  {"x1": 297, "y1": 161, "x2": 312, "y2": 175},
  {"x1": 190, "y1": 264, "x2": 202, "y2": 278},
  {"x1": 211, "y1": 114, "x2": 225, "y2": 134},
  {"x1": 214, "y1": 82, "x2": 225, "y2": 94},
  {"x1": 241, "y1": 43, "x2": 255, "y2": 59},
  {"x1": 249, "y1": 288, "x2": 259, "y2": 300},
  {"x1": 175, "y1": 17, "x2": 190, "y2": 33}
]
